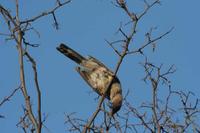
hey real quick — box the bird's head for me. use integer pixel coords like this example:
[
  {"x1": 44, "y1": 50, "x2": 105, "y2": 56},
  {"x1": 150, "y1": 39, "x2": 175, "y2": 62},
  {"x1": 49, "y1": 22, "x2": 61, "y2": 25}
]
[
  {"x1": 109, "y1": 81, "x2": 123, "y2": 116},
  {"x1": 110, "y1": 93, "x2": 123, "y2": 116}
]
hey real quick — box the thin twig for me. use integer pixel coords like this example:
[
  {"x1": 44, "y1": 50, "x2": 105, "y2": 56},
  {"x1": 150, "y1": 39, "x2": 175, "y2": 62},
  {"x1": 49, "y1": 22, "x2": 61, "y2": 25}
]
[
  {"x1": 20, "y1": 0, "x2": 71, "y2": 25},
  {"x1": 0, "y1": 85, "x2": 21, "y2": 107},
  {"x1": 127, "y1": 27, "x2": 174, "y2": 55},
  {"x1": 25, "y1": 51, "x2": 42, "y2": 133}
]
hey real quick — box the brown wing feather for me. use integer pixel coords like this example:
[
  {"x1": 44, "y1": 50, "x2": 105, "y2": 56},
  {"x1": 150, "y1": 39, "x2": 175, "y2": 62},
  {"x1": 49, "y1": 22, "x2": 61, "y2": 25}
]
[
  {"x1": 76, "y1": 67, "x2": 101, "y2": 95},
  {"x1": 86, "y1": 56, "x2": 114, "y2": 77}
]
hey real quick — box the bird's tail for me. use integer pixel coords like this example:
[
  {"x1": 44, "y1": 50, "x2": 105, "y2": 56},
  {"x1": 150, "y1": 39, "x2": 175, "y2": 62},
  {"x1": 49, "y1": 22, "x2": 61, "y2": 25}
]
[{"x1": 57, "y1": 43, "x2": 85, "y2": 64}]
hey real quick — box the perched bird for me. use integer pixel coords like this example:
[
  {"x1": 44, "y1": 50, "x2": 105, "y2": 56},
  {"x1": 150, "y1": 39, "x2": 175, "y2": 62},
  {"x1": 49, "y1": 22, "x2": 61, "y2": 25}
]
[{"x1": 57, "y1": 43, "x2": 123, "y2": 115}]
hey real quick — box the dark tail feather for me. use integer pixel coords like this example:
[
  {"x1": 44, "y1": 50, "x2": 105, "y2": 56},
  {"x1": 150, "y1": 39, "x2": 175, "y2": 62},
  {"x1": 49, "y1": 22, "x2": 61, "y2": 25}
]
[{"x1": 57, "y1": 43, "x2": 85, "y2": 64}]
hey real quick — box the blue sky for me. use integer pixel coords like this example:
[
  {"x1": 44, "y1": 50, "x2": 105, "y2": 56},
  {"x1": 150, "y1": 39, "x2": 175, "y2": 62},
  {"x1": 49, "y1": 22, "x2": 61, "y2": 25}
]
[{"x1": 0, "y1": 0, "x2": 200, "y2": 132}]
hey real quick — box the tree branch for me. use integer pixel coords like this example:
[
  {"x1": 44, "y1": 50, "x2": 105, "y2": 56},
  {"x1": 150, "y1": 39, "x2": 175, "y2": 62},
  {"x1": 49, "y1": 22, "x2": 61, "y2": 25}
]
[
  {"x1": 20, "y1": 0, "x2": 71, "y2": 25},
  {"x1": 0, "y1": 85, "x2": 21, "y2": 107}
]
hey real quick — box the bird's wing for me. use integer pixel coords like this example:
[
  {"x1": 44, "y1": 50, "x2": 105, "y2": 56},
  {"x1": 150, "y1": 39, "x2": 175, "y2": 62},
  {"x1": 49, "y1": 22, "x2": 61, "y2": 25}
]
[
  {"x1": 76, "y1": 67, "x2": 101, "y2": 95},
  {"x1": 87, "y1": 56, "x2": 114, "y2": 75}
]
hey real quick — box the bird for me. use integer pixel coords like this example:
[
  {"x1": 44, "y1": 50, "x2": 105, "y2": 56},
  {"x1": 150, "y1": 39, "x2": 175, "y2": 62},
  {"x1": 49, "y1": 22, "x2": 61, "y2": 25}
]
[{"x1": 56, "y1": 43, "x2": 123, "y2": 115}]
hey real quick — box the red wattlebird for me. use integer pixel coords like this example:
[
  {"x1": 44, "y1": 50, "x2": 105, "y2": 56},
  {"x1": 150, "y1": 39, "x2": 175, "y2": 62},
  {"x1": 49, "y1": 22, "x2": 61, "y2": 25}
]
[{"x1": 57, "y1": 43, "x2": 122, "y2": 115}]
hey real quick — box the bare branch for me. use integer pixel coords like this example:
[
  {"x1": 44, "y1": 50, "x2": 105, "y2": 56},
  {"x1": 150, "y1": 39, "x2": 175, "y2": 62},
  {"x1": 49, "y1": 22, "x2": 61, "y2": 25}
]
[
  {"x1": 20, "y1": 0, "x2": 71, "y2": 25},
  {"x1": 138, "y1": 0, "x2": 161, "y2": 20},
  {"x1": 82, "y1": 1, "x2": 164, "y2": 132},
  {"x1": 1, "y1": 1, "x2": 71, "y2": 132},
  {"x1": 105, "y1": 39, "x2": 122, "y2": 56},
  {"x1": 0, "y1": 85, "x2": 21, "y2": 107},
  {"x1": 25, "y1": 51, "x2": 42, "y2": 133},
  {"x1": 127, "y1": 27, "x2": 174, "y2": 55}
]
